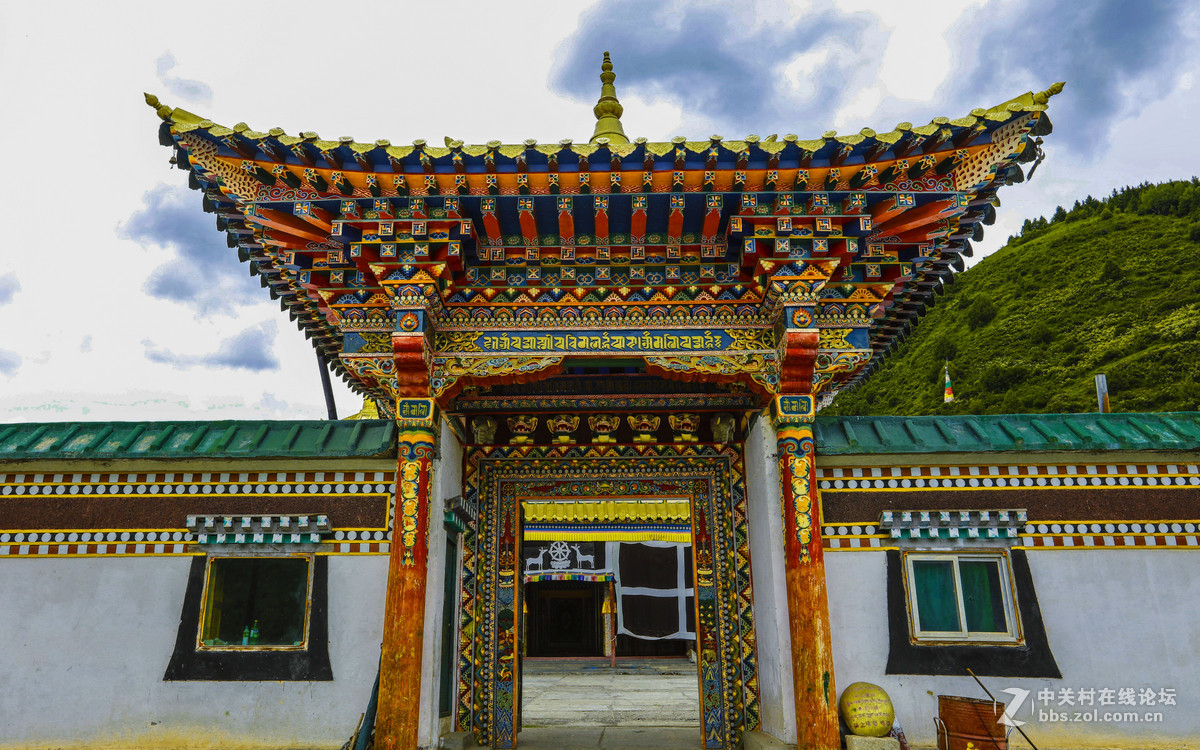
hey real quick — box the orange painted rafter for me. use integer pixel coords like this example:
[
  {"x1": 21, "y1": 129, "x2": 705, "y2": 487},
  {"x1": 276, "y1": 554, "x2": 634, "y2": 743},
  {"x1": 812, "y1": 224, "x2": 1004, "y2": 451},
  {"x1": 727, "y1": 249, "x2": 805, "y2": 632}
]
[
  {"x1": 292, "y1": 203, "x2": 334, "y2": 233},
  {"x1": 667, "y1": 204, "x2": 684, "y2": 240},
  {"x1": 872, "y1": 198, "x2": 961, "y2": 238},
  {"x1": 593, "y1": 202, "x2": 609, "y2": 241},
  {"x1": 258, "y1": 232, "x2": 315, "y2": 252},
  {"x1": 890, "y1": 223, "x2": 954, "y2": 244},
  {"x1": 630, "y1": 203, "x2": 647, "y2": 242},
  {"x1": 557, "y1": 199, "x2": 575, "y2": 241},
  {"x1": 249, "y1": 206, "x2": 332, "y2": 245},
  {"x1": 518, "y1": 205, "x2": 538, "y2": 245}
]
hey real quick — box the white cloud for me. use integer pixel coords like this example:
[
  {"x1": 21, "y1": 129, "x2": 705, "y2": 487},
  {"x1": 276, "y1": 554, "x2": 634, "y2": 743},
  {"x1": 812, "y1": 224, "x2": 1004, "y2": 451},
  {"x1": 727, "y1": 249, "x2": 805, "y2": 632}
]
[
  {"x1": 782, "y1": 48, "x2": 833, "y2": 103},
  {"x1": 832, "y1": 84, "x2": 884, "y2": 130},
  {"x1": 0, "y1": 0, "x2": 1195, "y2": 420},
  {"x1": 143, "y1": 322, "x2": 279, "y2": 372},
  {"x1": 0, "y1": 350, "x2": 21, "y2": 377},
  {"x1": 155, "y1": 51, "x2": 212, "y2": 106},
  {"x1": 259, "y1": 392, "x2": 290, "y2": 415},
  {"x1": 0, "y1": 273, "x2": 19, "y2": 305}
]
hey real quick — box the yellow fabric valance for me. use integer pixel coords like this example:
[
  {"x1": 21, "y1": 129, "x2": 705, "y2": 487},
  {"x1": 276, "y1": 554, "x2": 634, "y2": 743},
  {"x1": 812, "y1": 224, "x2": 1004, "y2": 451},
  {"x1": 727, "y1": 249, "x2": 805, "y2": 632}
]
[
  {"x1": 523, "y1": 527, "x2": 691, "y2": 542},
  {"x1": 521, "y1": 500, "x2": 690, "y2": 524}
]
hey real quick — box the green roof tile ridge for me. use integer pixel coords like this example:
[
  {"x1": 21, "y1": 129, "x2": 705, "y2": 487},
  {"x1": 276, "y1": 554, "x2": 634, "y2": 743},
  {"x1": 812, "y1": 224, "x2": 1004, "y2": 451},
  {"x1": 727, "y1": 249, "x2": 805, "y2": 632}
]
[
  {"x1": 996, "y1": 419, "x2": 1026, "y2": 450},
  {"x1": 962, "y1": 420, "x2": 990, "y2": 447},
  {"x1": 2, "y1": 413, "x2": 1198, "y2": 460},
  {"x1": 813, "y1": 412, "x2": 1200, "y2": 455},
  {"x1": 1138, "y1": 413, "x2": 1187, "y2": 449},
  {"x1": 932, "y1": 419, "x2": 960, "y2": 446},
  {"x1": 282, "y1": 423, "x2": 303, "y2": 450},
  {"x1": 0, "y1": 420, "x2": 396, "y2": 460}
]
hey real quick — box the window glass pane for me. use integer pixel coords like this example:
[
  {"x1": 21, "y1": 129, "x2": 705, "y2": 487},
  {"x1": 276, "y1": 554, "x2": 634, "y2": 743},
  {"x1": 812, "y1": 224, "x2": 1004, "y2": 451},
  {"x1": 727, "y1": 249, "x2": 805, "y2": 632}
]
[
  {"x1": 912, "y1": 560, "x2": 961, "y2": 632},
  {"x1": 201, "y1": 558, "x2": 310, "y2": 647},
  {"x1": 960, "y1": 560, "x2": 1008, "y2": 633}
]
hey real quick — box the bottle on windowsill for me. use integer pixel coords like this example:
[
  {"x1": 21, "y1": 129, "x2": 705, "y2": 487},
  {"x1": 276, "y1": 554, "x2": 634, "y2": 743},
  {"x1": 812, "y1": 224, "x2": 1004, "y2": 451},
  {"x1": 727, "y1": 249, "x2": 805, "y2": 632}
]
[
  {"x1": 250, "y1": 620, "x2": 260, "y2": 645},
  {"x1": 242, "y1": 626, "x2": 250, "y2": 646}
]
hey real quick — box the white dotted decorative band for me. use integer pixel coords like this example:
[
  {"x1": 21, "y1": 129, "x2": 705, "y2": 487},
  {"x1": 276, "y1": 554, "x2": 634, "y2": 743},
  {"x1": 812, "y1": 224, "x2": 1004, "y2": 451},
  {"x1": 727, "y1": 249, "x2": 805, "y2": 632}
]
[
  {"x1": 821, "y1": 521, "x2": 1200, "y2": 550},
  {"x1": 818, "y1": 463, "x2": 1200, "y2": 490},
  {"x1": 0, "y1": 470, "x2": 396, "y2": 556},
  {"x1": 0, "y1": 470, "x2": 394, "y2": 496},
  {"x1": 0, "y1": 539, "x2": 390, "y2": 557}
]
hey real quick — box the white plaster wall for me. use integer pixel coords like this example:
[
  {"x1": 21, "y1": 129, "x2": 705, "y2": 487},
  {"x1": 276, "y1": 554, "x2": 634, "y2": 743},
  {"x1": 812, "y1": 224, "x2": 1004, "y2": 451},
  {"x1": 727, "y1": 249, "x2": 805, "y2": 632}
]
[
  {"x1": 0, "y1": 554, "x2": 387, "y2": 750},
  {"x1": 826, "y1": 549, "x2": 1200, "y2": 749},
  {"x1": 417, "y1": 419, "x2": 464, "y2": 749},
  {"x1": 744, "y1": 416, "x2": 797, "y2": 743}
]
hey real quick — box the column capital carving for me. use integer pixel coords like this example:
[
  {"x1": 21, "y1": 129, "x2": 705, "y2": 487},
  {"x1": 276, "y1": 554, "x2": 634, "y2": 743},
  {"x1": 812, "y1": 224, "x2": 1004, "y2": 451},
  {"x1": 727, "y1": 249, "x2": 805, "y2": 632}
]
[
  {"x1": 779, "y1": 328, "x2": 819, "y2": 394},
  {"x1": 770, "y1": 394, "x2": 816, "y2": 430}
]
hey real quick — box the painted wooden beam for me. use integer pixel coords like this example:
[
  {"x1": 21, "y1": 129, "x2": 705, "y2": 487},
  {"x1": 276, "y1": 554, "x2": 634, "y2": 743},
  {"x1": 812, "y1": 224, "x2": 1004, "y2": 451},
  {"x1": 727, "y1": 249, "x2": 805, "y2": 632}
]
[
  {"x1": 772, "y1": 390, "x2": 840, "y2": 750},
  {"x1": 374, "y1": 413, "x2": 436, "y2": 750},
  {"x1": 249, "y1": 205, "x2": 330, "y2": 245},
  {"x1": 375, "y1": 329, "x2": 438, "y2": 750}
]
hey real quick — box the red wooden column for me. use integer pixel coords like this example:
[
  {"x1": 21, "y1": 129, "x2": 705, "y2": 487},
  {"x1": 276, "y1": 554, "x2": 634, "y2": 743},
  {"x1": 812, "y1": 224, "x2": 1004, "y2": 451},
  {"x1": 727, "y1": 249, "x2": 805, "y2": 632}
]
[
  {"x1": 376, "y1": 326, "x2": 438, "y2": 750},
  {"x1": 772, "y1": 331, "x2": 839, "y2": 748}
]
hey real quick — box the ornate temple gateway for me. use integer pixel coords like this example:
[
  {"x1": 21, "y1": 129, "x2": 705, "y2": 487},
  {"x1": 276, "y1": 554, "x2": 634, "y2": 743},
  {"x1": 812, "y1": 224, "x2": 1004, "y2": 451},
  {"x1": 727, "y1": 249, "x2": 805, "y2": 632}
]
[{"x1": 138, "y1": 57, "x2": 1060, "y2": 749}]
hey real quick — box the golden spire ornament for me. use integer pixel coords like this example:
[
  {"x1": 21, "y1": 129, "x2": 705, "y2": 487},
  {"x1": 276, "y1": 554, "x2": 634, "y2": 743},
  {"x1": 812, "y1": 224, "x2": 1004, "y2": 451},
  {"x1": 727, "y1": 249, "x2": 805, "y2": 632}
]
[{"x1": 590, "y1": 51, "x2": 629, "y2": 144}]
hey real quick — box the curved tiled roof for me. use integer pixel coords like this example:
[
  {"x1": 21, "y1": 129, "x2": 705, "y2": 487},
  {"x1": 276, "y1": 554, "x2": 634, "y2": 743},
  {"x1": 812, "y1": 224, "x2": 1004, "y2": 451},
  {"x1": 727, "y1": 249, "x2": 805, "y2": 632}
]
[
  {"x1": 146, "y1": 84, "x2": 1062, "y2": 177},
  {"x1": 1, "y1": 412, "x2": 1198, "y2": 461},
  {"x1": 145, "y1": 72, "x2": 1063, "y2": 406}
]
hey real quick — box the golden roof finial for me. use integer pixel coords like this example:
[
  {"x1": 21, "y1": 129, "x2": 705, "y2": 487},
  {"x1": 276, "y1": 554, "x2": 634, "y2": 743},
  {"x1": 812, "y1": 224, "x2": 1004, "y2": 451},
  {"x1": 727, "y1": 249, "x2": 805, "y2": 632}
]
[
  {"x1": 590, "y1": 51, "x2": 628, "y2": 145},
  {"x1": 989, "y1": 81, "x2": 1067, "y2": 113},
  {"x1": 1033, "y1": 81, "x2": 1066, "y2": 105},
  {"x1": 144, "y1": 92, "x2": 173, "y2": 120}
]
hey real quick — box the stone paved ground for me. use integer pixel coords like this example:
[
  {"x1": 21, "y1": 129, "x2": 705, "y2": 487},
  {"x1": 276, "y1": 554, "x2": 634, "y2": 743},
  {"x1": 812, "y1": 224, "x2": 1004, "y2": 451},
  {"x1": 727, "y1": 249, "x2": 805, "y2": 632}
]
[
  {"x1": 520, "y1": 658, "x2": 701, "y2": 728},
  {"x1": 504, "y1": 726, "x2": 705, "y2": 749}
]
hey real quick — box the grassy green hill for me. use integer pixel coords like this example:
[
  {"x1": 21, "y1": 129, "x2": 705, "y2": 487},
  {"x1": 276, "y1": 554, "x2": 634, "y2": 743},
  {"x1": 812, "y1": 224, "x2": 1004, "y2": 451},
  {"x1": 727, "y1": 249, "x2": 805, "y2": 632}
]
[{"x1": 825, "y1": 180, "x2": 1200, "y2": 416}]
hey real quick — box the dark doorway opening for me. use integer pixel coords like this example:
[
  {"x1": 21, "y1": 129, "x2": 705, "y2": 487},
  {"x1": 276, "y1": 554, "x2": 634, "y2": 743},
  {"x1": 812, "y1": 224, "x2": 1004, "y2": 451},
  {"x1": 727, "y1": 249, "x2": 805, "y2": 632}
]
[
  {"x1": 615, "y1": 634, "x2": 689, "y2": 657},
  {"x1": 525, "y1": 581, "x2": 602, "y2": 657}
]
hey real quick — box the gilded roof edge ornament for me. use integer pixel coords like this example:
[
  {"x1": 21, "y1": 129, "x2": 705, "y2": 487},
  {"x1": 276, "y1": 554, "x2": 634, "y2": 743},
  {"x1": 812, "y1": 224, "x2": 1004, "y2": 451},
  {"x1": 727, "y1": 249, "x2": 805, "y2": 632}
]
[
  {"x1": 1033, "y1": 81, "x2": 1066, "y2": 105},
  {"x1": 590, "y1": 51, "x2": 629, "y2": 145},
  {"x1": 989, "y1": 81, "x2": 1066, "y2": 113},
  {"x1": 144, "y1": 92, "x2": 173, "y2": 120},
  {"x1": 147, "y1": 78, "x2": 1063, "y2": 161}
]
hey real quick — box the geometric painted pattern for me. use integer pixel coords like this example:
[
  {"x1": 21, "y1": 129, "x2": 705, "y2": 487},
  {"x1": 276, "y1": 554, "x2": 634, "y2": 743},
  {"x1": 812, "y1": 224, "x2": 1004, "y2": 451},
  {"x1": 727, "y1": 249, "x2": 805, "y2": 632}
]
[
  {"x1": 822, "y1": 522, "x2": 1200, "y2": 551},
  {"x1": 816, "y1": 462, "x2": 1200, "y2": 490},
  {"x1": 0, "y1": 470, "x2": 395, "y2": 557},
  {"x1": 457, "y1": 443, "x2": 758, "y2": 750},
  {"x1": 819, "y1": 461, "x2": 1200, "y2": 551}
]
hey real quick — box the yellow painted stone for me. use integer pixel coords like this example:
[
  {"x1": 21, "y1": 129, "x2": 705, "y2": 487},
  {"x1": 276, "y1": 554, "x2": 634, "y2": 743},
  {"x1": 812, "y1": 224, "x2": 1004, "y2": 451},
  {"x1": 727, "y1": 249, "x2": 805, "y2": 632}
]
[{"x1": 838, "y1": 681, "x2": 895, "y2": 738}]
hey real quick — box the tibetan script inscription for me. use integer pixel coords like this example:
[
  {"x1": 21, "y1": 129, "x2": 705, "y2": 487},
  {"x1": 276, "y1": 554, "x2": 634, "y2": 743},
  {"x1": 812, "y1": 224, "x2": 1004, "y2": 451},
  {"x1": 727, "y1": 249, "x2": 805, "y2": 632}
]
[{"x1": 433, "y1": 328, "x2": 774, "y2": 355}]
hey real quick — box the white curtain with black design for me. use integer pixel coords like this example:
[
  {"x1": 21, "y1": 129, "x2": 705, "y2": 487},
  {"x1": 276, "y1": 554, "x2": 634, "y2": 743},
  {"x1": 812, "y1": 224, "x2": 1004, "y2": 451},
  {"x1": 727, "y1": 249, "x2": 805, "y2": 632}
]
[{"x1": 612, "y1": 541, "x2": 695, "y2": 640}]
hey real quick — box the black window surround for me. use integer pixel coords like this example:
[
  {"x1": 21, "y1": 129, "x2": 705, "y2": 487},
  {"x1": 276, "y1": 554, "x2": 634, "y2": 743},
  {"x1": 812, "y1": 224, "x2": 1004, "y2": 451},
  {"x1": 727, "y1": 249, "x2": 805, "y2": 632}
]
[
  {"x1": 165, "y1": 555, "x2": 332, "y2": 681},
  {"x1": 885, "y1": 548, "x2": 1060, "y2": 678}
]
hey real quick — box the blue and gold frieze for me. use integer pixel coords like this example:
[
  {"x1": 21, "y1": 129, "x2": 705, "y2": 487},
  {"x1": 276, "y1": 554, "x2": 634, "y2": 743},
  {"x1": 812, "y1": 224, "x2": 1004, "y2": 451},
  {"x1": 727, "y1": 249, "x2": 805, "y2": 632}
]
[{"x1": 433, "y1": 327, "x2": 774, "y2": 356}]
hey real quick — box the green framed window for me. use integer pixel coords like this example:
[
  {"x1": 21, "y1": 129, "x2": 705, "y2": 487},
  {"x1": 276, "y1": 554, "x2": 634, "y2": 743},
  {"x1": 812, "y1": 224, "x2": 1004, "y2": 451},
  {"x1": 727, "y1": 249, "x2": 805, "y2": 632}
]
[
  {"x1": 903, "y1": 552, "x2": 1020, "y2": 644},
  {"x1": 198, "y1": 555, "x2": 313, "y2": 650}
]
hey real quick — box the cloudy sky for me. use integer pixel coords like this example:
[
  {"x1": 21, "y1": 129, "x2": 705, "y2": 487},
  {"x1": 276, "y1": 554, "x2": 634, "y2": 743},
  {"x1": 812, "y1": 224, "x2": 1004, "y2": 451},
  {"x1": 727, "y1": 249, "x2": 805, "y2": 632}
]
[{"x1": 1, "y1": 0, "x2": 1197, "y2": 422}]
